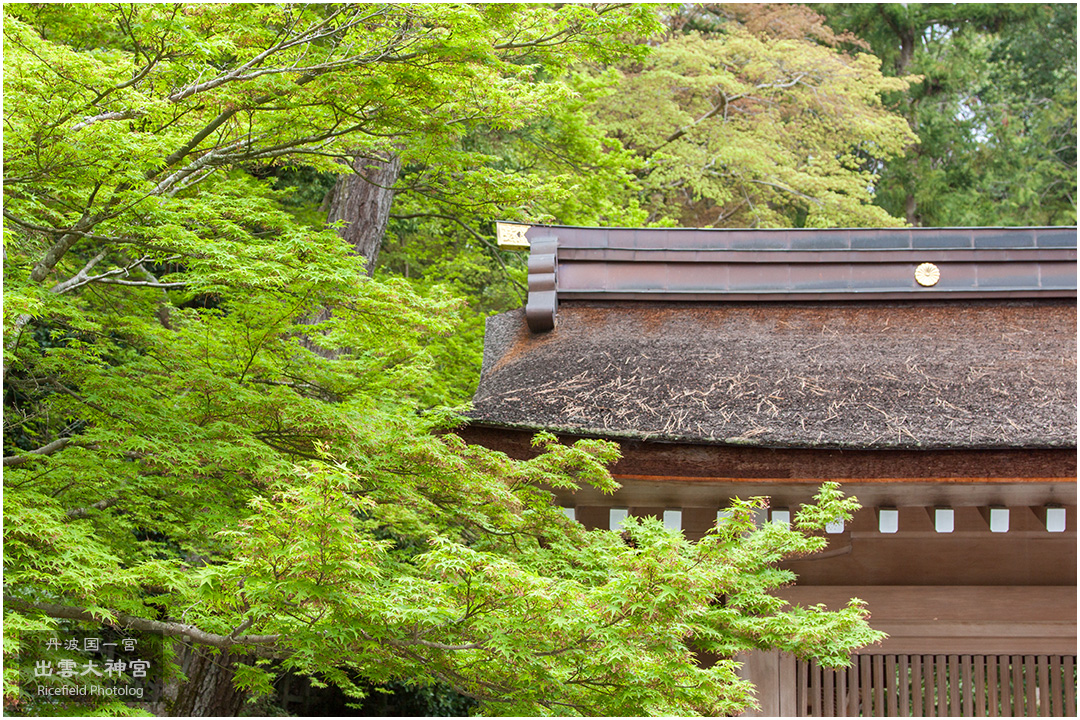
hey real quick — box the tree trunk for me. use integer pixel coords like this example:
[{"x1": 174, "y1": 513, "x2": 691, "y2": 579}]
[
  {"x1": 881, "y1": 6, "x2": 921, "y2": 227},
  {"x1": 323, "y1": 151, "x2": 402, "y2": 275},
  {"x1": 165, "y1": 645, "x2": 250, "y2": 717},
  {"x1": 896, "y1": 27, "x2": 915, "y2": 76},
  {"x1": 905, "y1": 192, "x2": 919, "y2": 226}
]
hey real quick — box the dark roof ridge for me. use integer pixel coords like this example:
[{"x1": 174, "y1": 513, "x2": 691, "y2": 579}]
[{"x1": 494, "y1": 223, "x2": 1078, "y2": 333}]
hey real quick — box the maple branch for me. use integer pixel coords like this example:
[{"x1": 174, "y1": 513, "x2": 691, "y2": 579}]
[
  {"x1": 50, "y1": 254, "x2": 184, "y2": 295},
  {"x1": 66, "y1": 497, "x2": 121, "y2": 519},
  {"x1": 389, "y1": 212, "x2": 528, "y2": 300},
  {"x1": 3, "y1": 438, "x2": 71, "y2": 467}
]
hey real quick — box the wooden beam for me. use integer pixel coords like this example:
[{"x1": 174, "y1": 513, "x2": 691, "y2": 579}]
[
  {"x1": 457, "y1": 426, "x2": 1077, "y2": 481},
  {"x1": 774, "y1": 586, "x2": 1076, "y2": 655},
  {"x1": 541, "y1": 480, "x2": 1077, "y2": 514},
  {"x1": 612, "y1": 474, "x2": 1074, "y2": 485}
]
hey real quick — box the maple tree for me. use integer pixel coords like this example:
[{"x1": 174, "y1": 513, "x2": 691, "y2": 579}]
[
  {"x1": 4, "y1": 4, "x2": 886, "y2": 715},
  {"x1": 588, "y1": 4, "x2": 918, "y2": 228}
]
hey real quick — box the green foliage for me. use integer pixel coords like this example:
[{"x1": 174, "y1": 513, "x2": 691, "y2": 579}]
[
  {"x1": 210, "y1": 475, "x2": 877, "y2": 715},
  {"x1": 5, "y1": 3, "x2": 887, "y2": 716},
  {"x1": 589, "y1": 9, "x2": 917, "y2": 228},
  {"x1": 814, "y1": 2, "x2": 1077, "y2": 226}
]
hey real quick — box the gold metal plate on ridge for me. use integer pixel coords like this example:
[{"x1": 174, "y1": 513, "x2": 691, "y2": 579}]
[
  {"x1": 915, "y1": 262, "x2": 940, "y2": 287},
  {"x1": 496, "y1": 222, "x2": 531, "y2": 250}
]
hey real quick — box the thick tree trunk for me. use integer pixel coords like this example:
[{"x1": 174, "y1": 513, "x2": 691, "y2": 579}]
[
  {"x1": 165, "y1": 645, "x2": 250, "y2": 717},
  {"x1": 905, "y1": 192, "x2": 919, "y2": 226},
  {"x1": 299, "y1": 151, "x2": 401, "y2": 357},
  {"x1": 896, "y1": 28, "x2": 915, "y2": 76},
  {"x1": 323, "y1": 151, "x2": 402, "y2": 275},
  {"x1": 880, "y1": 6, "x2": 921, "y2": 227}
]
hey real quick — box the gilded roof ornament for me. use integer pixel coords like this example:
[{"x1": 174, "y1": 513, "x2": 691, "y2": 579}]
[
  {"x1": 915, "y1": 262, "x2": 941, "y2": 287},
  {"x1": 496, "y1": 222, "x2": 531, "y2": 250}
]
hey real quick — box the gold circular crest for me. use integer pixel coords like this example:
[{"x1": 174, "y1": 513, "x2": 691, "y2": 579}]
[{"x1": 915, "y1": 262, "x2": 940, "y2": 287}]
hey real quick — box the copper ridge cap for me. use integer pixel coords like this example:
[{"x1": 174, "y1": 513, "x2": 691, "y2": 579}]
[
  {"x1": 499, "y1": 222, "x2": 1078, "y2": 231},
  {"x1": 494, "y1": 223, "x2": 1078, "y2": 333},
  {"x1": 498, "y1": 222, "x2": 1077, "y2": 250}
]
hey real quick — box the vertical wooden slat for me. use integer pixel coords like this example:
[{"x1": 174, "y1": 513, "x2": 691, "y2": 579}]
[
  {"x1": 911, "y1": 654, "x2": 922, "y2": 718},
  {"x1": 997, "y1": 651, "x2": 1006, "y2": 716},
  {"x1": 836, "y1": 659, "x2": 848, "y2": 718},
  {"x1": 794, "y1": 660, "x2": 803, "y2": 716},
  {"x1": 861, "y1": 655, "x2": 874, "y2": 717},
  {"x1": 803, "y1": 660, "x2": 812, "y2": 720},
  {"x1": 986, "y1": 654, "x2": 998, "y2": 718},
  {"x1": 974, "y1": 655, "x2": 986, "y2": 717},
  {"x1": 873, "y1": 655, "x2": 885, "y2": 717},
  {"x1": 755, "y1": 650, "x2": 782, "y2": 717},
  {"x1": 1036, "y1": 655, "x2": 1050, "y2": 716},
  {"x1": 899, "y1": 654, "x2": 910, "y2": 717},
  {"x1": 794, "y1": 659, "x2": 802, "y2": 717},
  {"x1": 936, "y1": 654, "x2": 948, "y2": 717},
  {"x1": 962, "y1": 655, "x2": 974, "y2": 717},
  {"x1": 824, "y1": 663, "x2": 835, "y2": 717},
  {"x1": 924, "y1": 654, "x2": 936, "y2": 717},
  {"x1": 780, "y1": 652, "x2": 797, "y2": 718},
  {"x1": 997, "y1": 656, "x2": 1006, "y2": 716},
  {"x1": 1049, "y1": 655, "x2": 1063, "y2": 717},
  {"x1": 1063, "y1": 656, "x2": 1075, "y2": 718},
  {"x1": 948, "y1": 655, "x2": 961, "y2": 717},
  {"x1": 886, "y1": 655, "x2": 898, "y2": 717},
  {"x1": 894, "y1": 656, "x2": 902, "y2": 716},
  {"x1": 1011, "y1": 655, "x2": 1024, "y2": 717},
  {"x1": 1022, "y1": 655, "x2": 1036, "y2": 716},
  {"x1": 811, "y1": 659, "x2": 822, "y2": 717},
  {"x1": 847, "y1": 661, "x2": 860, "y2": 717}
]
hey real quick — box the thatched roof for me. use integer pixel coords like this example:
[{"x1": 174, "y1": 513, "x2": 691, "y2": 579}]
[{"x1": 469, "y1": 300, "x2": 1076, "y2": 450}]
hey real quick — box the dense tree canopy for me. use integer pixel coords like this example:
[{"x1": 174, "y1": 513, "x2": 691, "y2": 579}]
[
  {"x1": 12, "y1": 0, "x2": 1073, "y2": 715},
  {"x1": 814, "y1": 2, "x2": 1077, "y2": 226},
  {"x1": 3, "y1": 4, "x2": 888, "y2": 717},
  {"x1": 590, "y1": 4, "x2": 917, "y2": 228}
]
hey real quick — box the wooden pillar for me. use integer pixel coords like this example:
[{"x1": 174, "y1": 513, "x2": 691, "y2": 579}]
[
  {"x1": 738, "y1": 650, "x2": 797, "y2": 717},
  {"x1": 779, "y1": 651, "x2": 796, "y2": 716}
]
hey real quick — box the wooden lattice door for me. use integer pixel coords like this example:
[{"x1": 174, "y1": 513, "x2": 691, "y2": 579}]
[{"x1": 797, "y1": 654, "x2": 1077, "y2": 717}]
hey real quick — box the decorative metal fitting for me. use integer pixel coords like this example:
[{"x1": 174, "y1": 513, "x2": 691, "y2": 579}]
[
  {"x1": 496, "y1": 222, "x2": 532, "y2": 250},
  {"x1": 915, "y1": 262, "x2": 940, "y2": 287}
]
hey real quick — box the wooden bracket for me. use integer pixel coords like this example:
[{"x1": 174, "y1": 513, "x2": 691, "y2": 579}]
[{"x1": 525, "y1": 236, "x2": 558, "y2": 332}]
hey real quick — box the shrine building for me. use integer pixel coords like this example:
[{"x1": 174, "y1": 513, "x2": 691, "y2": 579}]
[{"x1": 460, "y1": 223, "x2": 1077, "y2": 717}]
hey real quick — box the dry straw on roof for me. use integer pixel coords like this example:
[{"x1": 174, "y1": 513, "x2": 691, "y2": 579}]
[{"x1": 470, "y1": 301, "x2": 1077, "y2": 450}]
